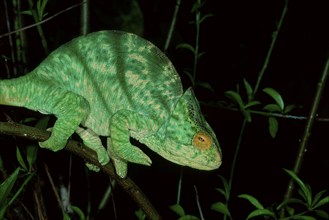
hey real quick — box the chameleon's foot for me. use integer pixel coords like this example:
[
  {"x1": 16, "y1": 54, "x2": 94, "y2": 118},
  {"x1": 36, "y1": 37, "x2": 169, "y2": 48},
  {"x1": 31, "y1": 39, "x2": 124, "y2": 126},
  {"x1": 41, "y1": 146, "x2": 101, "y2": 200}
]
[
  {"x1": 86, "y1": 163, "x2": 100, "y2": 172},
  {"x1": 111, "y1": 158, "x2": 128, "y2": 178},
  {"x1": 94, "y1": 146, "x2": 110, "y2": 166},
  {"x1": 114, "y1": 143, "x2": 152, "y2": 166},
  {"x1": 39, "y1": 137, "x2": 67, "y2": 152}
]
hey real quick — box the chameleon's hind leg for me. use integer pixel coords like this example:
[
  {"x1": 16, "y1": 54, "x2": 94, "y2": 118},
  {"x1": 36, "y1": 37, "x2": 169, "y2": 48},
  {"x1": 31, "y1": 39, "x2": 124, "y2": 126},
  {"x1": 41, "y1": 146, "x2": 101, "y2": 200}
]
[{"x1": 75, "y1": 127, "x2": 110, "y2": 170}]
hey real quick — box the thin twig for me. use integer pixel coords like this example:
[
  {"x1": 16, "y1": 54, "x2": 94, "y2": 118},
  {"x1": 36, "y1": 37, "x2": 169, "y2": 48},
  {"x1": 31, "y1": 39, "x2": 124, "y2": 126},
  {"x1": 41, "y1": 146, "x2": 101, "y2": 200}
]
[
  {"x1": 163, "y1": 0, "x2": 181, "y2": 53},
  {"x1": 0, "y1": 3, "x2": 83, "y2": 39},
  {"x1": 281, "y1": 55, "x2": 329, "y2": 216}
]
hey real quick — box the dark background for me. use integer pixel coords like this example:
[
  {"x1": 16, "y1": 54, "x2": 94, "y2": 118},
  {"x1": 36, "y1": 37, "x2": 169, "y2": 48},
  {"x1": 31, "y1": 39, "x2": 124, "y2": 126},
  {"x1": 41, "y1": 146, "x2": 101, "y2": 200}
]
[{"x1": 1, "y1": 0, "x2": 328, "y2": 219}]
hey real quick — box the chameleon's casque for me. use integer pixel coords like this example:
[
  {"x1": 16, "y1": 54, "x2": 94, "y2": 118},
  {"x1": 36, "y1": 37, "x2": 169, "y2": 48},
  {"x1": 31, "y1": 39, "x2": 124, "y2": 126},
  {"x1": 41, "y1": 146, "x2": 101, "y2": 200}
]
[{"x1": 0, "y1": 30, "x2": 222, "y2": 177}]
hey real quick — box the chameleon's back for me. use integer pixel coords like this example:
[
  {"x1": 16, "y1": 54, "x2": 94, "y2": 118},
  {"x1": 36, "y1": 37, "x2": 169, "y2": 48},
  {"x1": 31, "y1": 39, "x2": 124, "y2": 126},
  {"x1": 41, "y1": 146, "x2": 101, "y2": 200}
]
[{"x1": 32, "y1": 31, "x2": 183, "y2": 135}]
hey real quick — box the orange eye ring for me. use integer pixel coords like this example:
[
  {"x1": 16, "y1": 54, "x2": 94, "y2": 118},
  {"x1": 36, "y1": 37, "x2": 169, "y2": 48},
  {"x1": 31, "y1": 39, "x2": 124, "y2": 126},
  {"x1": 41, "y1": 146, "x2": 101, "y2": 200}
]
[{"x1": 193, "y1": 131, "x2": 212, "y2": 150}]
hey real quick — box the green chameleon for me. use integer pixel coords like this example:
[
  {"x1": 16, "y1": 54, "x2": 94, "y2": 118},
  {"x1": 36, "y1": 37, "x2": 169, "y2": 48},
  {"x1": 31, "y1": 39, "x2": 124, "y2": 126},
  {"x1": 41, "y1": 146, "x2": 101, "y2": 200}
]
[{"x1": 0, "y1": 30, "x2": 222, "y2": 178}]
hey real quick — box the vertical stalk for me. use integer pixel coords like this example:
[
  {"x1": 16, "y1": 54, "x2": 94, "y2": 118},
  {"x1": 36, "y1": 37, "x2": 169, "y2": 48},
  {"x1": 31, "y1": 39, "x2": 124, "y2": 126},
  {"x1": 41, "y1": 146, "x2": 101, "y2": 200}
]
[
  {"x1": 164, "y1": 0, "x2": 181, "y2": 53},
  {"x1": 80, "y1": 0, "x2": 90, "y2": 35},
  {"x1": 281, "y1": 55, "x2": 329, "y2": 216},
  {"x1": 192, "y1": 0, "x2": 201, "y2": 86},
  {"x1": 253, "y1": 0, "x2": 288, "y2": 95}
]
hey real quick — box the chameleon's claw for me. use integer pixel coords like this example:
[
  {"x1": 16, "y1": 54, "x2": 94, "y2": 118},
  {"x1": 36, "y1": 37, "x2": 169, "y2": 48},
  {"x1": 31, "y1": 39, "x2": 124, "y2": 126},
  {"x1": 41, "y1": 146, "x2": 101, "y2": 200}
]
[{"x1": 39, "y1": 138, "x2": 67, "y2": 152}]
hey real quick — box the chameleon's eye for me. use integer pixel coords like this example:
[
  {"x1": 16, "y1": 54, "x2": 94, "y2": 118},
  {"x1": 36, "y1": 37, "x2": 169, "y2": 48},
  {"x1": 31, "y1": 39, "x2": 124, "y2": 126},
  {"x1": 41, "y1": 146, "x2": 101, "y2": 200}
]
[{"x1": 193, "y1": 131, "x2": 212, "y2": 150}]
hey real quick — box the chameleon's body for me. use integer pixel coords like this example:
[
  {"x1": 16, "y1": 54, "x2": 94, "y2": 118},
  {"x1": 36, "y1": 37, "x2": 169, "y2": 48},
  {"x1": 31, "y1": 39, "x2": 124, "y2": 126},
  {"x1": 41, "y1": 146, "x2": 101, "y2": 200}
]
[{"x1": 0, "y1": 30, "x2": 221, "y2": 177}]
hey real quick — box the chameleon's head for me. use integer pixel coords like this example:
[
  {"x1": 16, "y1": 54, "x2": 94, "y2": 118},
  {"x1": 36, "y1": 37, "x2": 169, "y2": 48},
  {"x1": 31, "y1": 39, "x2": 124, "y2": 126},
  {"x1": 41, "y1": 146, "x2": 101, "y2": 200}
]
[{"x1": 150, "y1": 87, "x2": 222, "y2": 171}]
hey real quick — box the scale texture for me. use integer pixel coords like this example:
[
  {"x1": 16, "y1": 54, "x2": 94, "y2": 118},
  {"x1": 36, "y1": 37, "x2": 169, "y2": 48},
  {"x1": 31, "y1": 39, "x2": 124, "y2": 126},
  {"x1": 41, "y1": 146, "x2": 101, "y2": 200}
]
[{"x1": 0, "y1": 30, "x2": 222, "y2": 177}]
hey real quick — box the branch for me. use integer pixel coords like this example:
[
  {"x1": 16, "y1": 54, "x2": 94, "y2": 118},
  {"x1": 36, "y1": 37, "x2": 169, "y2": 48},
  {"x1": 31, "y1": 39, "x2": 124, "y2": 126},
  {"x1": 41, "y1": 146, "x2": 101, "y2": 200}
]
[{"x1": 0, "y1": 121, "x2": 162, "y2": 220}]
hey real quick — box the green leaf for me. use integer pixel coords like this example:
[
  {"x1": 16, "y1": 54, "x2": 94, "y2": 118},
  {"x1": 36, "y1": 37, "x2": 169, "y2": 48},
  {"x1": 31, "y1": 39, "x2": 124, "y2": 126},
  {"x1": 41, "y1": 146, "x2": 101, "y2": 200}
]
[
  {"x1": 243, "y1": 78, "x2": 253, "y2": 102},
  {"x1": 211, "y1": 201, "x2": 231, "y2": 217},
  {"x1": 263, "y1": 103, "x2": 282, "y2": 112},
  {"x1": 263, "y1": 87, "x2": 284, "y2": 111},
  {"x1": 200, "y1": 13, "x2": 214, "y2": 23},
  {"x1": 314, "y1": 209, "x2": 329, "y2": 219},
  {"x1": 170, "y1": 204, "x2": 185, "y2": 217},
  {"x1": 225, "y1": 91, "x2": 244, "y2": 109},
  {"x1": 312, "y1": 190, "x2": 327, "y2": 208},
  {"x1": 245, "y1": 209, "x2": 275, "y2": 219},
  {"x1": 277, "y1": 198, "x2": 305, "y2": 210},
  {"x1": 284, "y1": 104, "x2": 297, "y2": 114},
  {"x1": 195, "y1": 81, "x2": 214, "y2": 92},
  {"x1": 179, "y1": 215, "x2": 200, "y2": 220},
  {"x1": 244, "y1": 100, "x2": 261, "y2": 109},
  {"x1": 238, "y1": 194, "x2": 264, "y2": 209},
  {"x1": 70, "y1": 205, "x2": 86, "y2": 220},
  {"x1": 135, "y1": 209, "x2": 146, "y2": 220},
  {"x1": 218, "y1": 175, "x2": 230, "y2": 200},
  {"x1": 284, "y1": 169, "x2": 312, "y2": 206},
  {"x1": 0, "y1": 168, "x2": 20, "y2": 206},
  {"x1": 26, "y1": 145, "x2": 38, "y2": 171},
  {"x1": 16, "y1": 147, "x2": 27, "y2": 171},
  {"x1": 20, "y1": 10, "x2": 33, "y2": 16},
  {"x1": 176, "y1": 43, "x2": 195, "y2": 54},
  {"x1": 268, "y1": 117, "x2": 278, "y2": 138},
  {"x1": 288, "y1": 216, "x2": 316, "y2": 220},
  {"x1": 183, "y1": 70, "x2": 194, "y2": 86},
  {"x1": 313, "y1": 196, "x2": 329, "y2": 209}
]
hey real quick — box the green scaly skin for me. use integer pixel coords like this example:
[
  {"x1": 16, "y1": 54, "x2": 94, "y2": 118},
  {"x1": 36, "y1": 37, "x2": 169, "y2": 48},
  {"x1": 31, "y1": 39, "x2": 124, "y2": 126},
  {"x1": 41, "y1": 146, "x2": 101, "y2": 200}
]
[{"x1": 0, "y1": 30, "x2": 222, "y2": 178}]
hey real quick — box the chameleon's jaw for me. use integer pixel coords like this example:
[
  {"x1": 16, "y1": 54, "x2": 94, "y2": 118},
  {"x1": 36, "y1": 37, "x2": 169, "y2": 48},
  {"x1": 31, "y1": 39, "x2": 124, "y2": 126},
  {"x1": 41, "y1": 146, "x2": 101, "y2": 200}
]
[{"x1": 157, "y1": 144, "x2": 222, "y2": 171}]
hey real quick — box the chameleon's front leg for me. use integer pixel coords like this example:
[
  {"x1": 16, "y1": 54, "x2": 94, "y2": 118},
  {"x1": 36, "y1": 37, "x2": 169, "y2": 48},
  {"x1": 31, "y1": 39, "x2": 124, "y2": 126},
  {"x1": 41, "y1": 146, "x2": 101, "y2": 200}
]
[
  {"x1": 108, "y1": 110, "x2": 154, "y2": 178},
  {"x1": 29, "y1": 88, "x2": 90, "y2": 152}
]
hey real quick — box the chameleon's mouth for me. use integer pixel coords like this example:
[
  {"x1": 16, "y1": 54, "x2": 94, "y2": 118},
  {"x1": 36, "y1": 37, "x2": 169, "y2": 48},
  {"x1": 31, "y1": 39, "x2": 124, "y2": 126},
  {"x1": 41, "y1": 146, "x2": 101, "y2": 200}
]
[{"x1": 160, "y1": 146, "x2": 222, "y2": 171}]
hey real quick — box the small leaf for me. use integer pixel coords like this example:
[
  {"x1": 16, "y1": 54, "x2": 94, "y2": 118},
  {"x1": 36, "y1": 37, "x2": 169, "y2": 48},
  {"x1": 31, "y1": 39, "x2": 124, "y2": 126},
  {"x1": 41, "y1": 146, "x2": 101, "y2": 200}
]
[
  {"x1": 246, "y1": 209, "x2": 275, "y2": 219},
  {"x1": 16, "y1": 147, "x2": 27, "y2": 171},
  {"x1": 70, "y1": 205, "x2": 86, "y2": 220},
  {"x1": 244, "y1": 100, "x2": 261, "y2": 109},
  {"x1": 284, "y1": 104, "x2": 297, "y2": 114},
  {"x1": 218, "y1": 175, "x2": 230, "y2": 200},
  {"x1": 225, "y1": 91, "x2": 244, "y2": 109},
  {"x1": 276, "y1": 198, "x2": 305, "y2": 210},
  {"x1": 179, "y1": 215, "x2": 200, "y2": 220},
  {"x1": 26, "y1": 145, "x2": 38, "y2": 171},
  {"x1": 238, "y1": 194, "x2": 264, "y2": 209},
  {"x1": 243, "y1": 78, "x2": 253, "y2": 102},
  {"x1": 312, "y1": 190, "x2": 327, "y2": 207},
  {"x1": 263, "y1": 87, "x2": 284, "y2": 111},
  {"x1": 263, "y1": 103, "x2": 282, "y2": 112},
  {"x1": 20, "y1": 10, "x2": 33, "y2": 16},
  {"x1": 197, "y1": 52, "x2": 206, "y2": 60},
  {"x1": 211, "y1": 202, "x2": 231, "y2": 217},
  {"x1": 284, "y1": 169, "x2": 312, "y2": 206},
  {"x1": 170, "y1": 204, "x2": 185, "y2": 217},
  {"x1": 314, "y1": 209, "x2": 329, "y2": 219},
  {"x1": 0, "y1": 168, "x2": 20, "y2": 206},
  {"x1": 268, "y1": 117, "x2": 278, "y2": 138},
  {"x1": 176, "y1": 43, "x2": 195, "y2": 54},
  {"x1": 313, "y1": 196, "x2": 329, "y2": 209},
  {"x1": 135, "y1": 209, "x2": 146, "y2": 220},
  {"x1": 200, "y1": 13, "x2": 214, "y2": 23},
  {"x1": 195, "y1": 81, "x2": 214, "y2": 92},
  {"x1": 183, "y1": 70, "x2": 195, "y2": 86}
]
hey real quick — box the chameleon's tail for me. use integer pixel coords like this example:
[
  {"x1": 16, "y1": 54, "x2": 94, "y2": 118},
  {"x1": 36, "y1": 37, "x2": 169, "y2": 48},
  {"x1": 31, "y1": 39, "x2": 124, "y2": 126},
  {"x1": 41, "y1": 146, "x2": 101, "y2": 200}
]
[{"x1": 0, "y1": 73, "x2": 36, "y2": 107}]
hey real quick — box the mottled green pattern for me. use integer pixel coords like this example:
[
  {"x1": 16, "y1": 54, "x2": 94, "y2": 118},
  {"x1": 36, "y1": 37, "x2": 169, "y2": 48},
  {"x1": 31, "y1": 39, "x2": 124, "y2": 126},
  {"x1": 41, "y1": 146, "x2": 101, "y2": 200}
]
[{"x1": 0, "y1": 30, "x2": 222, "y2": 177}]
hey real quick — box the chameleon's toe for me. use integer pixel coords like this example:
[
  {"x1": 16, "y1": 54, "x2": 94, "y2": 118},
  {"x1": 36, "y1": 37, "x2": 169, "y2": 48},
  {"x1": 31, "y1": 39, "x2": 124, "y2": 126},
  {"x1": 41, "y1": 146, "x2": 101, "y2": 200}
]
[
  {"x1": 96, "y1": 150, "x2": 110, "y2": 166},
  {"x1": 112, "y1": 158, "x2": 128, "y2": 178},
  {"x1": 86, "y1": 163, "x2": 100, "y2": 172},
  {"x1": 39, "y1": 138, "x2": 67, "y2": 152},
  {"x1": 116, "y1": 143, "x2": 152, "y2": 166}
]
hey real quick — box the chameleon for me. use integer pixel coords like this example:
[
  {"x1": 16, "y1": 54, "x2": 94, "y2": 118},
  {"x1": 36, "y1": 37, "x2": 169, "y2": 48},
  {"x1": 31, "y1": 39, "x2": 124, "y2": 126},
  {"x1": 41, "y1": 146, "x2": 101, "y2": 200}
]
[{"x1": 0, "y1": 30, "x2": 222, "y2": 178}]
